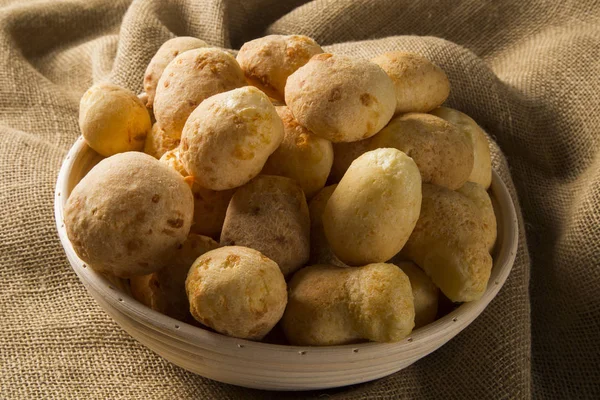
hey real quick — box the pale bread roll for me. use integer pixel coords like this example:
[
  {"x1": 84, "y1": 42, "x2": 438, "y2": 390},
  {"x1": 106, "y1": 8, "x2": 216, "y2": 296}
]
[
  {"x1": 154, "y1": 48, "x2": 246, "y2": 139},
  {"x1": 457, "y1": 181, "x2": 497, "y2": 252},
  {"x1": 401, "y1": 184, "x2": 493, "y2": 302},
  {"x1": 144, "y1": 123, "x2": 179, "y2": 159},
  {"x1": 369, "y1": 113, "x2": 474, "y2": 190},
  {"x1": 430, "y1": 106, "x2": 492, "y2": 189},
  {"x1": 282, "y1": 263, "x2": 415, "y2": 345},
  {"x1": 180, "y1": 86, "x2": 284, "y2": 190},
  {"x1": 285, "y1": 53, "x2": 396, "y2": 142},
  {"x1": 308, "y1": 184, "x2": 348, "y2": 268},
  {"x1": 372, "y1": 51, "x2": 450, "y2": 114},
  {"x1": 220, "y1": 175, "x2": 310, "y2": 277},
  {"x1": 323, "y1": 148, "x2": 422, "y2": 266},
  {"x1": 64, "y1": 152, "x2": 194, "y2": 277},
  {"x1": 236, "y1": 34, "x2": 323, "y2": 101},
  {"x1": 143, "y1": 36, "x2": 208, "y2": 107}
]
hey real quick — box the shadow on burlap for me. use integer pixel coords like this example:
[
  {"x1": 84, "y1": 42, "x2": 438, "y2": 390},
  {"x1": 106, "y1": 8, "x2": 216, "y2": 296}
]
[{"x1": 0, "y1": 0, "x2": 598, "y2": 399}]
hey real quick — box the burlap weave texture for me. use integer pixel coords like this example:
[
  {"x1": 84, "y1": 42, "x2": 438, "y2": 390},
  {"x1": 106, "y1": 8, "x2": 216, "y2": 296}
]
[{"x1": 0, "y1": 1, "x2": 598, "y2": 399}]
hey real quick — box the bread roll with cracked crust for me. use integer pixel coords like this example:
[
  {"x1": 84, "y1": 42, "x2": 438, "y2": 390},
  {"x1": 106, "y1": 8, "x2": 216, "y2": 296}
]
[
  {"x1": 282, "y1": 263, "x2": 415, "y2": 345},
  {"x1": 180, "y1": 86, "x2": 284, "y2": 190},
  {"x1": 64, "y1": 152, "x2": 194, "y2": 277},
  {"x1": 430, "y1": 106, "x2": 492, "y2": 188},
  {"x1": 220, "y1": 175, "x2": 310, "y2": 277},
  {"x1": 262, "y1": 106, "x2": 333, "y2": 198},
  {"x1": 236, "y1": 34, "x2": 323, "y2": 101},
  {"x1": 186, "y1": 246, "x2": 287, "y2": 340},
  {"x1": 369, "y1": 113, "x2": 474, "y2": 190},
  {"x1": 130, "y1": 234, "x2": 218, "y2": 320},
  {"x1": 285, "y1": 53, "x2": 396, "y2": 142},
  {"x1": 144, "y1": 123, "x2": 179, "y2": 159},
  {"x1": 323, "y1": 148, "x2": 422, "y2": 266},
  {"x1": 372, "y1": 51, "x2": 450, "y2": 114},
  {"x1": 153, "y1": 48, "x2": 246, "y2": 139},
  {"x1": 159, "y1": 149, "x2": 188, "y2": 176},
  {"x1": 143, "y1": 37, "x2": 208, "y2": 108},
  {"x1": 401, "y1": 184, "x2": 493, "y2": 302}
]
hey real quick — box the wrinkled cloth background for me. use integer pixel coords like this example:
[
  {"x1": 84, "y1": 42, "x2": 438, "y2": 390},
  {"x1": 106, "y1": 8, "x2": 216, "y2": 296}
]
[{"x1": 1, "y1": 0, "x2": 598, "y2": 399}]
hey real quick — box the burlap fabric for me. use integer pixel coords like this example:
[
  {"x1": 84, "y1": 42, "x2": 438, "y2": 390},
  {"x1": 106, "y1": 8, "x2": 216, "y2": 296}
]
[{"x1": 1, "y1": 0, "x2": 598, "y2": 398}]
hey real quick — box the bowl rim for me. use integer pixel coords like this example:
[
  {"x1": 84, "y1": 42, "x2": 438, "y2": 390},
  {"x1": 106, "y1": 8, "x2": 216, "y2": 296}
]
[{"x1": 54, "y1": 136, "x2": 519, "y2": 363}]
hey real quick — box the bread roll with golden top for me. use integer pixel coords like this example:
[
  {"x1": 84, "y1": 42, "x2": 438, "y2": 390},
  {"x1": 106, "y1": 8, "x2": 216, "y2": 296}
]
[
  {"x1": 159, "y1": 149, "x2": 234, "y2": 239},
  {"x1": 236, "y1": 34, "x2": 323, "y2": 101},
  {"x1": 372, "y1": 51, "x2": 450, "y2": 114},
  {"x1": 323, "y1": 148, "x2": 422, "y2": 266},
  {"x1": 430, "y1": 106, "x2": 492, "y2": 188},
  {"x1": 143, "y1": 37, "x2": 209, "y2": 108},
  {"x1": 262, "y1": 106, "x2": 333, "y2": 198},
  {"x1": 285, "y1": 53, "x2": 396, "y2": 142},
  {"x1": 395, "y1": 261, "x2": 439, "y2": 328},
  {"x1": 130, "y1": 233, "x2": 218, "y2": 320},
  {"x1": 401, "y1": 184, "x2": 493, "y2": 302},
  {"x1": 369, "y1": 113, "x2": 474, "y2": 190},
  {"x1": 153, "y1": 48, "x2": 246, "y2": 139},
  {"x1": 186, "y1": 246, "x2": 287, "y2": 340},
  {"x1": 79, "y1": 83, "x2": 151, "y2": 157},
  {"x1": 220, "y1": 175, "x2": 310, "y2": 277},
  {"x1": 180, "y1": 86, "x2": 284, "y2": 190},
  {"x1": 159, "y1": 148, "x2": 188, "y2": 176},
  {"x1": 64, "y1": 152, "x2": 194, "y2": 277},
  {"x1": 308, "y1": 184, "x2": 348, "y2": 268},
  {"x1": 457, "y1": 181, "x2": 497, "y2": 252},
  {"x1": 282, "y1": 263, "x2": 415, "y2": 345},
  {"x1": 144, "y1": 123, "x2": 179, "y2": 159}
]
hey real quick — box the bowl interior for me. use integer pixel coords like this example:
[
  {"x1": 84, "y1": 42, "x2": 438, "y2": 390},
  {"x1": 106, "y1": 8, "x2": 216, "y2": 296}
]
[{"x1": 54, "y1": 137, "x2": 518, "y2": 363}]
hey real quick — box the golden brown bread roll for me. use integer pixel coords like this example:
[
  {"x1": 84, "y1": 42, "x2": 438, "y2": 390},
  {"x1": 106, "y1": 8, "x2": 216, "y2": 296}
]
[
  {"x1": 144, "y1": 123, "x2": 179, "y2": 159},
  {"x1": 236, "y1": 34, "x2": 323, "y2": 101},
  {"x1": 457, "y1": 181, "x2": 497, "y2": 252},
  {"x1": 79, "y1": 83, "x2": 151, "y2": 157},
  {"x1": 153, "y1": 48, "x2": 246, "y2": 139},
  {"x1": 394, "y1": 261, "x2": 439, "y2": 329},
  {"x1": 262, "y1": 106, "x2": 333, "y2": 198},
  {"x1": 186, "y1": 246, "x2": 287, "y2": 340}
]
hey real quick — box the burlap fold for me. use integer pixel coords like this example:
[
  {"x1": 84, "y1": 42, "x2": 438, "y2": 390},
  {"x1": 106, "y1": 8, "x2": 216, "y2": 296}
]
[{"x1": 1, "y1": 0, "x2": 598, "y2": 398}]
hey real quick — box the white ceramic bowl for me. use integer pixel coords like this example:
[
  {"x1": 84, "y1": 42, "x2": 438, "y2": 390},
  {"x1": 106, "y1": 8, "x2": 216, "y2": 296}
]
[{"x1": 55, "y1": 137, "x2": 518, "y2": 391}]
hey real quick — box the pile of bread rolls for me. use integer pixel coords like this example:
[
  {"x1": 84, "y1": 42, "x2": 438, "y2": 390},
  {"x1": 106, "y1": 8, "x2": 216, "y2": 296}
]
[{"x1": 65, "y1": 34, "x2": 496, "y2": 346}]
